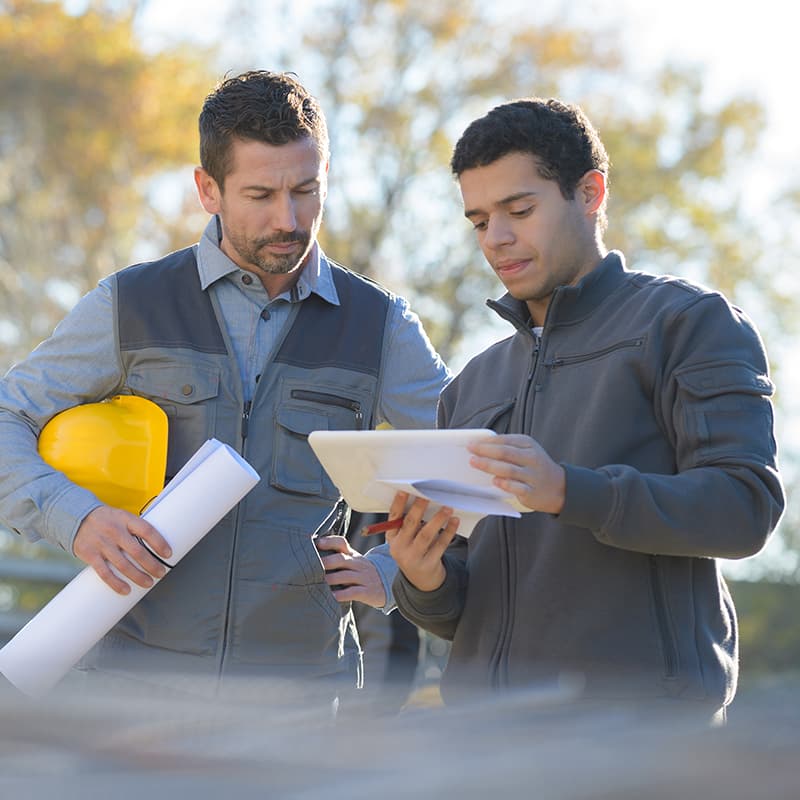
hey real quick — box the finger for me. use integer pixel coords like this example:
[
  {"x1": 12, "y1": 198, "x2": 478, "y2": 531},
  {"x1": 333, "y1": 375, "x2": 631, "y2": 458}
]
[
  {"x1": 424, "y1": 516, "x2": 460, "y2": 559},
  {"x1": 89, "y1": 557, "x2": 133, "y2": 596},
  {"x1": 470, "y1": 433, "x2": 534, "y2": 451},
  {"x1": 492, "y1": 476, "x2": 532, "y2": 495},
  {"x1": 320, "y1": 553, "x2": 351, "y2": 571},
  {"x1": 388, "y1": 491, "x2": 409, "y2": 520},
  {"x1": 121, "y1": 535, "x2": 170, "y2": 579},
  {"x1": 127, "y1": 517, "x2": 173, "y2": 560},
  {"x1": 469, "y1": 437, "x2": 536, "y2": 464},
  {"x1": 469, "y1": 451, "x2": 535, "y2": 483},
  {"x1": 105, "y1": 548, "x2": 160, "y2": 589},
  {"x1": 400, "y1": 497, "x2": 430, "y2": 532},
  {"x1": 413, "y1": 507, "x2": 455, "y2": 555},
  {"x1": 331, "y1": 583, "x2": 386, "y2": 608},
  {"x1": 315, "y1": 535, "x2": 351, "y2": 554},
  {"x1": 324, "y1": 568, "x2": 360, "y2": 587}
]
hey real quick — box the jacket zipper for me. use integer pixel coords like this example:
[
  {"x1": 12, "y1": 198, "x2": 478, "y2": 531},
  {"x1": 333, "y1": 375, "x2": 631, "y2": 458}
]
[
  {"x1": 241, "y1": 399, "x2": 252, "y2": 442},
  {"x1": 543, "y1": 337, "x2": 644, "y2": 368},
  {"x1": 290, "y1": 389, "x2": 364, "y2": 429},
  {"x1": 322, "y1": 496, "x2": 350, "y2": 538},
  {"x1": 649, "y1": 556, "x2": 678, "y2": 679},
  {"x1": 218, "y1": 398, "x2": 253, "y2": 679},
  {"x1": 490, "y1": 323, "x2": 542, "y2": 689}
]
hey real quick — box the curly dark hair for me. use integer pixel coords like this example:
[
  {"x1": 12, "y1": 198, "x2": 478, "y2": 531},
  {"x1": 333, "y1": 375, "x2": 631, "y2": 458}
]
[
  {"x1": 199, "y1": 70, "x2": 329, "y2": 189},
  {"x1": 451, "y1": 98, "x2": 610, "y2": 229}
]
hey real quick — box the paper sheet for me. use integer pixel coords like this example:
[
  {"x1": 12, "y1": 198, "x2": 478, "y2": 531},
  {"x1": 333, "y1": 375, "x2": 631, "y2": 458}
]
[
  {"x1": 308, "y1": 429, "x2": 527, "y2": 538},
  {"x1": 0, "y1": 439, "x2": 259, "y2": 698},
  {"x1": 376, "y1": 478, "x2": 521, "y2": 517}
]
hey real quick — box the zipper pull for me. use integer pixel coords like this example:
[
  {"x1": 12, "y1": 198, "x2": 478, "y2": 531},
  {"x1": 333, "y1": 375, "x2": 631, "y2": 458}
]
[
  {"x1": 332, "y1": 497, "x2": 350, "y2": 536},
  {"x1": 242, "y1": 400, "x2": 252, "y2": 441},
  {"x1": 528, "y1": 341, "x2": 540, "y2": 381}
]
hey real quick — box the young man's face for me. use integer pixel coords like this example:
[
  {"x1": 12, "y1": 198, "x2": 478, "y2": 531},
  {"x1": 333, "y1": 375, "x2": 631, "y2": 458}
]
[
  {"x1": 195, "y1": 136, "x2": 327, "y2": 293},
  {"x1": 459, "y1": 151, "x2": 604, "y2": 326}
]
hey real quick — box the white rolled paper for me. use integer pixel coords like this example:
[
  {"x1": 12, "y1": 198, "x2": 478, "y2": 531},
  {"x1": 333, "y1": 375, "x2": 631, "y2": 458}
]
[{"x1": 0, "y1": 439, "x2": 259, "y2": 697}]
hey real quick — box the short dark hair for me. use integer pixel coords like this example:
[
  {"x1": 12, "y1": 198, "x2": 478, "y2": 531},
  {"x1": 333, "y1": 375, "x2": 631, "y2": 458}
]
[
  {"x1": 199, "y1": 70, "x2": 329, "y2": 189},
  {"x1": 451, "y1": 98, "x2": 610, "y2": 229}
]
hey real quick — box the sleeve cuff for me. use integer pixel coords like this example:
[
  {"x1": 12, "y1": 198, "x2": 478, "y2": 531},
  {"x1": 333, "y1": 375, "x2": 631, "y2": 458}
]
[
  {"x1": 43, "y1": 483, "x2": 104, "y2": 554},
  {"x1": 364, "y1": 543, "x2": 399, "y2": 614},
  {"x1": 392, "y1": 558, "x2": 463, "y2": 619},
  {"x1": 557, "y1": 463, "x2": 615, "y2": 533}
]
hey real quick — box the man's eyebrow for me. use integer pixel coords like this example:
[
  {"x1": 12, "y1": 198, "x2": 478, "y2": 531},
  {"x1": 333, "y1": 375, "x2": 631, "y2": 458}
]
[
  {"x1": 464, "y1": 191, "x2": 537, "y2": 219},
  {"x1": 241, "y1": 176, "x2": 320, "y2": 193}
]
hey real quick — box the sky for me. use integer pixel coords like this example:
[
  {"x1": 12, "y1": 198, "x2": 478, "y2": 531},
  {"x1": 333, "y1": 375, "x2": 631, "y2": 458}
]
[{"x1": 130, "y1": 0, "x2": 798, "y2": 209}]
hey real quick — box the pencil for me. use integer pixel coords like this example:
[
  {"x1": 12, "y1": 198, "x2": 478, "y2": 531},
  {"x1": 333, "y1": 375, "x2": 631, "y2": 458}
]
[{"x1": 362, "y1": 518, "x2": 404, "y2": 536}]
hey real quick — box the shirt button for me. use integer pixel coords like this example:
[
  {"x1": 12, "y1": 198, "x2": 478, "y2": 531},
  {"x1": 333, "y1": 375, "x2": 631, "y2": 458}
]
[
  {"x1": 181, "y1": 384, "x2": 194, "y2": 396},
  {"x1": 241, "y1": 273, "x2": 253, "y2": 285},
  {"x1": 260, "y1": 308, "x2": 270, "y2": 321}
]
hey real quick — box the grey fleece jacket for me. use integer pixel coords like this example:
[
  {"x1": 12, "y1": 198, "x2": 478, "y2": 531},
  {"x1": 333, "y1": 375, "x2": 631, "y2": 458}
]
[{"x1": 394, "y1": 251, "x2": 784, "y2": 708}]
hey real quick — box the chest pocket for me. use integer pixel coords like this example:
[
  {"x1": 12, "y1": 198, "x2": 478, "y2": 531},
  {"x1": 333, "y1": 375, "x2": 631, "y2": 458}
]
[
  {"x1": 271, "y1": 385, "x2": 368, "y2": 500},
  {"x1": 448, "y1": 398, "x2": 515, "y2": 434},
  {"x1": 126, "y1": 364, "x2": 220, "y2": 479}
]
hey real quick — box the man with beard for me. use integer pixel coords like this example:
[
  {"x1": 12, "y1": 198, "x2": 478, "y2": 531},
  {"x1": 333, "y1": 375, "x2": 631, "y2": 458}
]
[{"x1": 0, "y1": 71, "x2": 449, "y2": 707}]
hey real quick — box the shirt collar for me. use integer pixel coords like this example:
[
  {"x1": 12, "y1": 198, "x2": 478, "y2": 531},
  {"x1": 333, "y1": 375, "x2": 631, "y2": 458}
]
[{"x1": 195, "y1": 215, "x2": 340, "y2": 306}]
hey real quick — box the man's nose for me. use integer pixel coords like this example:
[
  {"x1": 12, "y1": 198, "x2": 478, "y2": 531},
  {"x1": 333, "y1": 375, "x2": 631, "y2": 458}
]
[
  {"x1": 484, "y1": 216, "x2": 514, "y2": 249},
  {"x1": 272, "y1": 195, "x2": 297, "y2": 232}
]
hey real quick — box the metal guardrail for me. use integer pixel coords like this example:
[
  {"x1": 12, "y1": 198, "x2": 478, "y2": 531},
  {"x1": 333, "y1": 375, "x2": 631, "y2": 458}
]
[{"x1": 0, "y1": 556, "x2": 81, "y2": 641}]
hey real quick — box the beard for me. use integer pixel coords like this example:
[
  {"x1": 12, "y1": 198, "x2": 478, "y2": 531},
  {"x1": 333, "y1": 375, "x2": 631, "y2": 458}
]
[{"x1": 229, "y1": 228, "x2": 315, "y2": 276}]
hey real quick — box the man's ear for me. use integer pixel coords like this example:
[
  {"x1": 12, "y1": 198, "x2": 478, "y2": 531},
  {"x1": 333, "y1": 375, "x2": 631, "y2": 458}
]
[
  {"x1": 194, "y1": 167, "x2": 222, "y2": 215},
  {"x1": 579, "y1": 170, "x2": 606, "y2": 215}
]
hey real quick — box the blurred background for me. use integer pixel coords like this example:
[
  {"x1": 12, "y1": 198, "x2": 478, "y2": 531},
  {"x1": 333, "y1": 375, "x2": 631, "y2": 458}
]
[{"x1": 1, "y1": 0, "x2": 798, "y2": 724}]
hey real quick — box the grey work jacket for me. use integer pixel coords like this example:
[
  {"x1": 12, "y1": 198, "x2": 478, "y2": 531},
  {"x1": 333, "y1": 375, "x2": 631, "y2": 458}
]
[{"x1": 394, "y1": 251, "x2": 785, "y2": 709}]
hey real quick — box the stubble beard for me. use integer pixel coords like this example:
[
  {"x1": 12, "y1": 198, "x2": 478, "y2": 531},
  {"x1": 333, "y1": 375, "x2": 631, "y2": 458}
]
[{"x1": 243, "y1": 229, "x2": 314, "y2": 276}]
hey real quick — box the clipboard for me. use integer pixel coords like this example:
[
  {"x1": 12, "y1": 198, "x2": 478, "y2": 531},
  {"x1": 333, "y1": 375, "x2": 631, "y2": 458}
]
[{"x1": 308, "y1": 428, "x2": 527, "y2": 538}]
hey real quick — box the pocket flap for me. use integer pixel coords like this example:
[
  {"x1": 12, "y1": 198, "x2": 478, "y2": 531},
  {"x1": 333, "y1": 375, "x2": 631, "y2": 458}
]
[
  {"x1": 675, "y1": 363, "x2": 774, "y2": 399},
  {"x1": 276, "y1": 406, "x2": 330, "y2": 437},
  {"x1": 449, "y1": 398, "x2": 516, "y2": 431},
  {"x1": 127, "y1": 365, "x2": 220, "y2": 404}
]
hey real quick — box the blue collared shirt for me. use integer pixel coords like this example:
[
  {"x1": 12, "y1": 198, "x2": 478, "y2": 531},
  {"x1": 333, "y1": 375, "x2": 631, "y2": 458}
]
[{"x1": 0, "y1": 216, "x2": 451, "y2": 610}]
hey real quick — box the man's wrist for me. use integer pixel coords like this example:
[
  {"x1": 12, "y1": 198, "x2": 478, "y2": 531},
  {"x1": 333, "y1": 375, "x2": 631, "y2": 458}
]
[{"x1": 406, "y1": 563, "x2": 446, "y2": 593}]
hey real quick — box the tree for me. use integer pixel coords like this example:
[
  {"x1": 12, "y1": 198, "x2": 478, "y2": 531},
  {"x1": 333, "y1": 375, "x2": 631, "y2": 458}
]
[
  {"x1": 0, "y1": 0, "x2": 215, "y2": 367},
  {"x1": 239, "y1": 0, "x2": 798, "y2": 366}
]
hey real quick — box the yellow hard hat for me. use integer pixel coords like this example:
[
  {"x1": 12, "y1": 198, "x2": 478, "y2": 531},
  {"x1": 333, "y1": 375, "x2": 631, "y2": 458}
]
[{"x1": 38, "y1": 395, "x2": 168, "y2": 515}]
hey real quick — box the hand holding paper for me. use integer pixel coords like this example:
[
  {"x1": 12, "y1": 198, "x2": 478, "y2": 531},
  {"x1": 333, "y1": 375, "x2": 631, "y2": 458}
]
[
  {"x1": 73, "y1": 505, "x2": 172, "y2": 594},
  {"x1": 0, "y1": 439, "x2": 259, "y2": 698},
  {"x1": 466, "y1": 433, "x2": 567, "y2": 516}
]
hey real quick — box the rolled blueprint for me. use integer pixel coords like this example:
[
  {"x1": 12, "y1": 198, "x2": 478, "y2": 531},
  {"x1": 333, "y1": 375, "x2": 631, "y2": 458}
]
[{"x1": 0, "y1": 439, "x2": 259, "y2": 697}]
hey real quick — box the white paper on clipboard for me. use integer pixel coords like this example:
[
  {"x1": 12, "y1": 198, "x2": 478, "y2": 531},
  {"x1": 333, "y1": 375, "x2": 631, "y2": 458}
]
[{"x1": 308, "y1": 428, "x2": 527, "y2": 538}]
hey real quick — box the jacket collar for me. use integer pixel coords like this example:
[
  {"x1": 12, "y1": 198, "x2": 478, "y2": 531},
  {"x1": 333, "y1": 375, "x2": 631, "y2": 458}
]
[{"x1": 487, "y1": 250, "x2": 628, "y2": 333}]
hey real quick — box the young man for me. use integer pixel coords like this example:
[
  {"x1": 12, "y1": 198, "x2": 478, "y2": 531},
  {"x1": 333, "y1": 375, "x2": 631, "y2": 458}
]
[
  {"x1": 0, "y1": 71, "x2": 449, "y2": 699},
  {"x1": 388, "y1": 98, "x2": 784, "y2": 720}
]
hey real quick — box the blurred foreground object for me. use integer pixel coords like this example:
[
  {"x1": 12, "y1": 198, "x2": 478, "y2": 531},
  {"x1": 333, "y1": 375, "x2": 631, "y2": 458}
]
[{"x1": 0, "y1": 675, "x2": 797, "y2": 799}]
